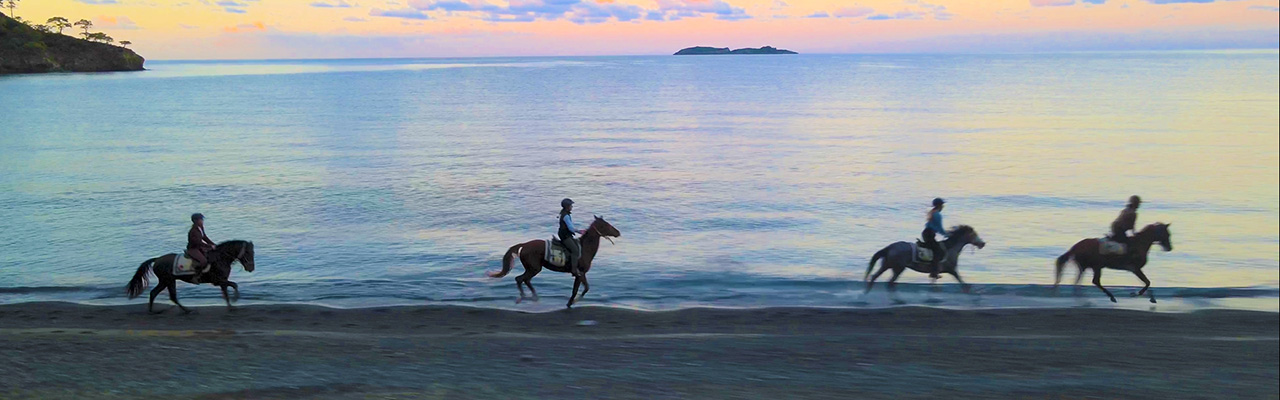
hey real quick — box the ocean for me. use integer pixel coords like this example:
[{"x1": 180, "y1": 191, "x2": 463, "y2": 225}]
[{"x1": 2, "y1": 52, "x2": 1277, "y2": 312}]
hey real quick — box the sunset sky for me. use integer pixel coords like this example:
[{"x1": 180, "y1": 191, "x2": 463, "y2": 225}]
[{"x1": 9, "y1": 0, "x2": 1280, "y2": 59}]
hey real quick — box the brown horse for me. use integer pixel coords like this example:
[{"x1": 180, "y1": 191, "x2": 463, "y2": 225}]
[
  {"x1": 125, "y1": 240, "x2": 256, "y2": 313},
  {"x1": 489, "y1": 216, "x2": 620, "y2": 308},
  {"x1": 1054, "y1": 223, "x2": 1172, "y2": 303}
]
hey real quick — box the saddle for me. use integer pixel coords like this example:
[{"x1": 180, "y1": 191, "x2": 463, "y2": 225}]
[
  {"x1": 912, "y1": 241, "x2": 946, "y2": 264},
  {"x1": 175, "y1": 250, "x2": 210, "y2": 276},
  {"x1": 1098, "y1": 236, "x2": 1127, "y2": 255},
  {"x1": 545, "y1": 238, "x2": 569, "y2": 268}
]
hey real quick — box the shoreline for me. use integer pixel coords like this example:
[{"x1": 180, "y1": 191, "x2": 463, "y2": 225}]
[{"x1": 2, "y1": 302, "x2": 1276, "y2": 399}]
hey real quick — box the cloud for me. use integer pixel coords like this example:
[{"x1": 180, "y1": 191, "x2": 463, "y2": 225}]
[
  {"x1": 344, "y1": 16, "x2": 368, "y2": 21},
  {"x1": 179, "y1": 23, "x2": 200, "y2": 29},
  {"x1": 370, "y1": 7, "x2": 432, "y2": 19},
  {"x1": 1249, "y1": 5, "x2": 1279, "y2": 11},
  {"x1": 403, "y1": 0, "x2": 654, "y2": 24},
  {"x1": 649, "y1": 0, "x2": 750, "y2": 21},
  {"x1": 833, "y1": 6, "x2": 874, "y2": 18},
  {"x1": 225, "y1": 7, "x2": 247, "y2": 13},
  {"x1": 74, "y1": 0, "x2": 121, "y2": 4},
  {"x1": 1030, "y1": 0, "x2": 1075, "y2": 6},
  {"x1": 222, "y1": 21, "x2": 268, "y2": 32},
  {"x1": 805, "y1": 11, "x2": 829, "y2": 18},
  {"x1": 1081, "y1": 0, "x2": 1105, "y2": 3},
  {"x1": 310, "y1": 0, "x2": 356, "y2": 7},
  {"x1": 94, "y1": 15, "x2": 141, "y2": 29},
  {"x1": 1144, "y1": 0, "x2": 1219, "y2": 3}
]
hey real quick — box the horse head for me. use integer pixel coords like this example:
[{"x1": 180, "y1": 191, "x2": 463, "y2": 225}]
[
  {"x1": 1149, "y1": 223, "x2": 1172, "y2": 252},
  {"x1": 591, "y1": 215, "x2": 621, "y2": 239},
  {"x1": 240, "y1": 241, "x2": 256, "y2": 272},
  {"x1": 949, "y1": 225, "x2": 986, "y2": 249}
]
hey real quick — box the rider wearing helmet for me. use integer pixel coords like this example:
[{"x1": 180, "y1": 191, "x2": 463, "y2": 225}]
[
  {"x1": 187, "y1": 213, "x2": 217, "y2": 283},
  {"x1": 1109, "y1": 195, "x2": 1142, "y2": 247},
  {"x1": 558, "y1": 199, "x2": 586, "y2": 276},
  {"x1": 923, "y1": 198, "x2": 948, "y2": 279}
]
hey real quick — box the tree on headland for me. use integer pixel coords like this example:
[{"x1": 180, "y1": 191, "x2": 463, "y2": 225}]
[
  {"x1": 119, "y1": 40, "x2": 132, "y2": 48},
  {"x1": 47, "y1": 17, "x2": 71, "y2": 34},
  {"x1": 32, "y1": 23, "x2": 53, "y2": 34},
  {"x1": 4, "y1": 0, "x2": 18, "y2": 19},
  {"x1": 83, "y1": 32, "x2": 113, "y2": 44},
  {"x1": 74, "y1": 19, "x2": 92, "y2": 35}
]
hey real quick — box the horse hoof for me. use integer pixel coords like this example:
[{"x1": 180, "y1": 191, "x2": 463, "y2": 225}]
[
  {"x1": 515, "y1": 298, "x2": 524, "y2": 304},
  {"x1": 1109, "y1": 298, "x2": 1117, "y2": 303},
  {"x1": 1149, "y1": 298, "x2": 1157, "y2": 304},
  {"x1": 1130, "y1": 292, "x2": 1140, "y2": 297}
]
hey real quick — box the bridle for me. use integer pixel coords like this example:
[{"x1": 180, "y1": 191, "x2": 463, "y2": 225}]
[{"x1": 591, "y1": 225, "x2": 615, "y2": 245}]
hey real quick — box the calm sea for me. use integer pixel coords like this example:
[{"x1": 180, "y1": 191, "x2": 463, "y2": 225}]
[{"x1": 2, "y1": 53, "x2": 1277, "y2": 312}]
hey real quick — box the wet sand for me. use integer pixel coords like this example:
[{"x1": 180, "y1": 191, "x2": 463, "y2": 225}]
[{"x1": 1, "y1": 302, "x2": 1276, "y2": 399}]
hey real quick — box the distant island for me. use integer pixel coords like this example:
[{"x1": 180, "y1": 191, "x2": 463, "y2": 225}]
[
  {"x1": 674, "y1": 46, "x2": 798, "y2": 55},
  {"x1": 1, "y1": 12, "x2": 144, "y2": 74}
]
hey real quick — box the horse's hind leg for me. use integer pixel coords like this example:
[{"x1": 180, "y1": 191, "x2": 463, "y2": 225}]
[
  {"x1": 1131, "y1": 270, "x2": 1155, "y2": 303},
  {"x1": 865, "y1": 264, "x2": 890, "y2": 293},
  {"x1": 148, "y1": 284, "x2": 166, "y2": 314},
  {"x1": 1092, "y1": 268, "x2": 1116, "y2": 303},
  {"x1": 515, "y1": 262, "x2": 542, "y2": 304},
  {"x1": 167, "y1": 282, "x2": 193, "y2": 313},
  {"x1": 1072, "y1": 266, "x2": 1086, "y2": 296}
]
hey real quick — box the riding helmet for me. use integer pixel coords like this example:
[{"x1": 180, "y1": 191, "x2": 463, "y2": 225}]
[
  {"x1": 932, "y1": 198, "x2": 946, "y2": 207},
  {"x1": 561, "y1": 198, "x2": 574, "y2": 208},
  {"x1": 1129, "y1": 195, "x2": 1141, "y2": 205},
  {"x1": 191, "y1": 213, "x2": 205, "y2": 222}
]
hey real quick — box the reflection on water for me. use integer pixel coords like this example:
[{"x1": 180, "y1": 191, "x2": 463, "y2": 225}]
[{"x1": 1, "y1": 53, "x2": 1277, "y2": 310}]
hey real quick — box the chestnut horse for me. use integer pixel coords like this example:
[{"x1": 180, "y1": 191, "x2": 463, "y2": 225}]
[
  {"x1": 1054, "y1": 223, "x2": 1172, "y2": 303},
  {"x1": 489, "y1": 216, "x2": 620, "y2": 308}
]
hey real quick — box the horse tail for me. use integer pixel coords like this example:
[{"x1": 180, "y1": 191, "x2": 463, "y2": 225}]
[
  {"x1": 866, "y1": 247, "x2": 889, "y2": 281},
  {"x1": 1054, "y1": 250, "x2": 1073, "y2": 286},
  {"x1": 126, "y1": 258, "x2": 155, "y2": 299},
  {"x1": 488, "y1": 245, "x2": 521, "y2": 278}
]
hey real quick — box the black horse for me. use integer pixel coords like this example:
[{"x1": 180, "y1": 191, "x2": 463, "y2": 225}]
[{"x1": 126, "y1": 240, "x2": 255, "y2": 313}]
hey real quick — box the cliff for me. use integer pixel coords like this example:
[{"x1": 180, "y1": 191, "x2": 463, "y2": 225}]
[
  {"x1": 674, "y1": 46, "x2": 798, "y2": 55},
  {"x1": 1, "y1": 12, "x2": 144, "y2": 74}
]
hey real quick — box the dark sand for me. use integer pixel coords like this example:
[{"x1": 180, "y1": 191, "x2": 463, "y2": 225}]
[{"x1": 1, "y1": 302, "x2": 1276, "y2": 399}]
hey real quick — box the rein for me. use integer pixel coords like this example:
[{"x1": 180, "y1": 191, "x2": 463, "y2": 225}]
[{"x1": 592, "y1": 226, "x2": 615, "y2": 245}]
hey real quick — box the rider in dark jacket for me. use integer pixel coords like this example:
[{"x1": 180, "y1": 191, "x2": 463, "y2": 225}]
[
  {"x1": 187, "y1": 213, "x2": 216, "y2": 283},
  {"x1": 1110, "y1": 195, "x2": 1141, "y2": 246}
]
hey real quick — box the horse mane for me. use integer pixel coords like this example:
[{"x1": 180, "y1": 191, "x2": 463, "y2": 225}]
[
  {"x1": 216, "y1": 240, "x2": 248, "y2": 248},
  {"x1": 949, "y1": 225, "x2": 974, "y2": 237},
  {"x1": 1138, "y1": 223, "x2": 1167, "y2": 233}
]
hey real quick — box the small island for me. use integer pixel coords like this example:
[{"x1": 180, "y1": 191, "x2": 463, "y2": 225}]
[
  {"x1": 1, "y1": 12, "x2": 144, "y2": 74},
  {"x1": 674, "y1": 46, "x2": 798, "y2": 55}
]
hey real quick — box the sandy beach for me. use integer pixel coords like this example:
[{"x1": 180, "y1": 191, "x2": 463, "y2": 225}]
[{"x1": 0, "y1": 302, "x2": 1275, "y2": 399}]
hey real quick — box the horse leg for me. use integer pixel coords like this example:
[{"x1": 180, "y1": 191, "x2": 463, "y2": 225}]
[
  {"x1": 515, "y1": 264, "x2": 542, "y2": 304},
  {"x1": 865, "y1": 264, "x2": 890, "y2": 293},
  {"x1": 167, "y1": 281, "x2": 193, "y2": 313},
  {"x1": 947, "y1": 270, "x2": 971, "y2": 294},
  {"x1": 886, "y1": 268, "x2": 906, "y2": 304},
  {"x1": 221, "y1": 285, "x2": 233, "y2": 308},
  {"x1": 1131, "y1": 270, "x2": 1156, "y2": 303},
  {"x1": 1092, "y1": 268, "x2": 1116, "y2": 303},
  {"x1": 1072, "y1": 266, "x2": 1086, "y2": 297},
  {"x1": 148, "y1": 284, "x2": 166, "y2": 314},
  {"x1": 227, "y1": 281, "x2": 240, "y2": 302},
  {"x1": 567, "y1": 275, "x2": 590, "y2": 308}
]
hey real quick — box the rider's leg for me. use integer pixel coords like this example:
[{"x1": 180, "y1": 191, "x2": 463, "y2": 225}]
[
  {"x1": 188, "y1": 249, "x2": 207, "y2": 284},
  {"x1": 565, "y1": 237, "x2": 582, "y2": 276},
  {"x1": 922, "y1": 228, "x2": 941, "y2": 278}
]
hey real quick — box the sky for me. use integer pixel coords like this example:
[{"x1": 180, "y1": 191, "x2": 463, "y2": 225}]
[{"x1": 8, "y1": 0, "x2": 1280, "y2": 59}]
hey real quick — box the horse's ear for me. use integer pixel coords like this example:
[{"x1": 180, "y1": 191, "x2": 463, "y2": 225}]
[
  {"x1": 1165, "y1": 223, "x2": 1171, "y2": 228},
  {"x1": 594, "y1": 214, "x2": 600, "y2": 219}
]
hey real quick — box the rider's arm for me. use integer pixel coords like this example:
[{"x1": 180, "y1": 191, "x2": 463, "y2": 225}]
[{"x1": 563, "y1": 214, "x2": 577, "y2": 236}]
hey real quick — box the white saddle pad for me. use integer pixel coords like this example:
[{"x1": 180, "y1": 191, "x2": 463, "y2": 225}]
[
  {"x1": 544, "y1": 238, "x2": 568, "y2": 268},
  {"x1": 174, "y1": 252, "x2": 199, "y2": 276},
  {"x1": 1099, "y1": 238, "x2": 1127, "y2": 255},
  {"x1": 912, "y1": 243, "x2": 944, "y2": 264}
]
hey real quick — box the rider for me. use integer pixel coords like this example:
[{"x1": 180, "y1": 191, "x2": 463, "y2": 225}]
[
  {"x1": 1109, "y1": 195, "x2": 1141, "y2": 249},
  {"x1": 558, "y1": 198, "x2": 586, "y2": 276},
  {"x1": 187, "y1": 213, "x2": 216, "y2": 283},
  {"x1": 923, "y1": 198, "x2": 948, "y2": 279}
]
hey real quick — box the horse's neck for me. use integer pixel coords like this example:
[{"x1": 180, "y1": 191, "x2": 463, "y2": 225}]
[
  {"x1": 1130, "y1": 230, "x2": 1157, "y2": 254},
  {"x1": 213, "y1": 241, "x2": 242, "y2": 260},
  {"x1": 580, "y1": 227, "x2": 601, "y2": 261},
  {"x1": 943, "y1": 240, "x2": 966, "y2": 265}
]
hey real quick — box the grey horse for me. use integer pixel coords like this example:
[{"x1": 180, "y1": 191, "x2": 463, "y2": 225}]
[{"x1": 864, "y1": 225, "x2": 986, "y2": 294}]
